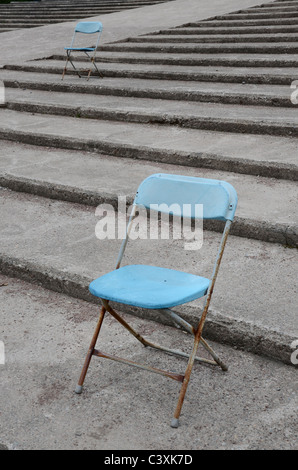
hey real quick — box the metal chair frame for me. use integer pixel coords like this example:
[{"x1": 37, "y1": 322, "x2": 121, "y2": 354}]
[
  {"x1": 75, "y1": 174, "x2": 238, "y2": 428},
  {"x1": 62, "y1": 22, "x2": 103, "y2": 81}
]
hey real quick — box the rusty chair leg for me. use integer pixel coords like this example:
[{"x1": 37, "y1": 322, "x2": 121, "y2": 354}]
[
  {"x1": 75, "y1": 306, "x2": 106, "y2": 394},
  {"x1": 171, "y1": 283, "x2": 217, "y2": 428},
  {"x1": 62, "y1": 55, "x2": 70, "y2": 80},
  {"x1": 171, "y1": 330, "x2": 202, "y2": 428}
]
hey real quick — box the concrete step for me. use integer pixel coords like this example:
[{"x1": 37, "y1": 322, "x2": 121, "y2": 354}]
[
  {"x1": 0, "y1": 69, "x2": 294, "y2": 108},
  {"x1": 0, "y1": 139, "x2": 296, "y2": 246},
  {"x1": 36, "y1": 0, "x2": 169, "y2": 3},
  {"x1": 0, "y1": 7, "x2": 137, "y2": 14},
  {"x1": 0, "y1": 2, "x2": 155, "y2": 8},
  {"x1": 215, "y1": 11, "x2": 298, "y2": 20},
  {"x1": 5, "y1": 87, "x2": 298, "y2": 139},
  {"x1": 0, "y1": 19, "x2": 70, "y2": 24},
  {"x1": 0, "y1": 5, "x2": 158, "y2": 12},
  {"x1": 0, "y1": 109, "x2": 296, "y2": 181},
  {"x1": 252, "y1": 1, "x2": 298, "y2": 7},
  {"x1": 0, "y1": 9, "x2": 139, "y2": 19},
  {"x1": 0, "y1": 187, "x2": 296, "y2": 365},
  {"x1": 1, "y1": 0, "x2": 169, "y2": 6},
  {"x1": 126, "y1": 33, "x2": 298, "y2": 43},
  {"x1": 0, "y1": 6, "x2": 140, "y2": 18},
  {"x1": 5, "y1": 60, "x2": 298, "y2": 85},
  {"x1": 167, "y1": 25, "x2": 298, "y2": 35},
  {"x1": 51, "y1": 50, "x2": 298, "y2": 68},
  {"x1": 0, "y1": 1, "x2": 165, "y2": 9},
  {"x1": 100, "y1": 41, "x2": 298, "y2": 55},
  {"x1": 248, "y1": 5, "x2": 298, "y2": 12},
  {"x1": 0, "y1": 28, "x2": 18, "y2": 33},
  {"x1": 0, "y1": 3, "x2": 160, "y2": 12},
  {"x1": 0, "y1": 0, "x2": 166, "y2": 7},
  {"x1": 0, "y1": 4, "x2": 145, "y2": 9},
  {"x1": 191, "y1": 18, "x2": 298, "y2": 27},
  {"x1": 0, "y1": 0, "x2": 173, "y2": 31},
  {"x1": 0, "y1": 23, "x2": 42, "y2": 29}
]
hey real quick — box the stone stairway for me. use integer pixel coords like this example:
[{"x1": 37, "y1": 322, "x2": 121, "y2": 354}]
[
  {"x1": 0, "y1": 0, "x2": 297, "y2": 366},
  {"x1": 0, "y1": 0, "x2": 174, "y2": 32}
]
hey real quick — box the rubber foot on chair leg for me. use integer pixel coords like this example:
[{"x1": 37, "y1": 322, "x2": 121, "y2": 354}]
[
  {"x1": 171, "y1": 418, "x2": 179, "y2": 428},
  {"x1": 75, "y1": 385, "x2": 83, "y2": 394}
]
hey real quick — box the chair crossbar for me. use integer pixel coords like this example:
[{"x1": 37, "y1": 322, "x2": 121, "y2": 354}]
[
  {"x1": 157, "y1": 308, "x2": 228, "y2": 371},
  {"x1": 101, "y1": 299, "x2": 148, "y2": 347},
  {"x1": 89, "y1": 313, "x2": 221, "y2": 384},
  {"x1": 100, "y1": 301, "x2": 203, "y2": 370},
  {"x1": 138, "y1": 337, "x2": 219, "y2": 367},
  {"x1": 93, "y1": 349, "x2": 185, "y2": 382},
  {"x1": 101, "y1": 300, "x2": 225, "y2": 370},
  {"x1": 157, "y1": 308, "x2": 195, "y2": 335}
]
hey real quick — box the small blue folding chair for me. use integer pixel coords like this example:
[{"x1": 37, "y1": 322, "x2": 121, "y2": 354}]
[
  {"x1": 75, "y1": 174, "x2": 238, "y2": 428},
  {"x1": 62, "y1": 21, "x2": 103, "y2": 80}
]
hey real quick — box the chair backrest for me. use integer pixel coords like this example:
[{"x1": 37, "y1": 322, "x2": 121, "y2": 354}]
[
  {"x1": 75, "y1": 22, "x2": 103, "y2": 34},
  {"x1": 134, "y1": 173, "x2": 238, "y2": 222}
]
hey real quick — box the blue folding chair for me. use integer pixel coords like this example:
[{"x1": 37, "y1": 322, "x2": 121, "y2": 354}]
[
  {"x1": 62, "y1": 22, "x2": 103, "y2": 80},
  {"x1": 75, "y1": 174, "x2": 238, "y2": 428}
]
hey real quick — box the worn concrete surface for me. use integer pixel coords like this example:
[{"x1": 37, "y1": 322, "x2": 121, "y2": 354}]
[
  {"x1": 0, "y1": 188, "x2": 297, "y2": 365},
  {"x1": 0, "y1": 0, "x2": 274, "y2": 66},
  {"x1": 1, "y1": 69, "x2": 292, "y2": 101},
  {"x1": 0, "y1": 0, "x2": 169, "y2": 33},
  {"x1": 4, "y1": 60, "x2": 298, "y2": 84},
  {"x1": 0, "y1": 273, "x2": 297, "y2": 450},
  {"x1": 0, "y1": 139, "x2": 296, "y2": 227},
  {"x1": 5, "y1": 87, "x2": 298, "y2": 129},
  {"x1": 0, "y1": 109, "x2": 297, "y2": 175},
  {"x1": 0, "y1": 0, "x2": 297, "y2": 367},
  {"x1": 0, "y1": 0, "x2": 297, "y2": 451},
  {"x1": 0, "y1": 140, "x2": 297, "y2": 250}
]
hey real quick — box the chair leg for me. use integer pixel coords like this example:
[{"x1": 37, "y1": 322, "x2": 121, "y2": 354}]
[
  {"x1": 171, "y1": 284, "x2": 220, "y2": 427},
  {"x1": 171, "y1": 331, "x2": 202, "y2": 428},
  {"x1": 201, "y1": 337, "x2": 228, "y2": 372},
  {"x1": 92, "y1": 58, "x2": 104, "y2": 78},
  {"x1": 101, "y1": 299, "x2": 148, "y2": 348},
  {"x1": 62, "y1": 52, "x2": 82, "y2": 80},
  {"x1": 87, "y1": 67, "x2": 92, "y2": 81},
  {"x1": 62, "y1": 55, "x2": 69, "y2": 80},
  {"x1": 75, "y1": 306, "x2": 106, "y2": 394},
  {"x1": 70, "y1": 58, "x2": 82, "y2": 79},
  {"x1": 86, "y1": 58, "x2": 103, "y2": 80}
]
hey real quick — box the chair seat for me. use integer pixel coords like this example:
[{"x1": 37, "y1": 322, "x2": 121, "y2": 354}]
[
  {"x1": 89, "y1": 265, "x2": 210, "y2": 309},
  {"x1": 64, "y1": 47, "x2": 95, "y2": 51}
]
